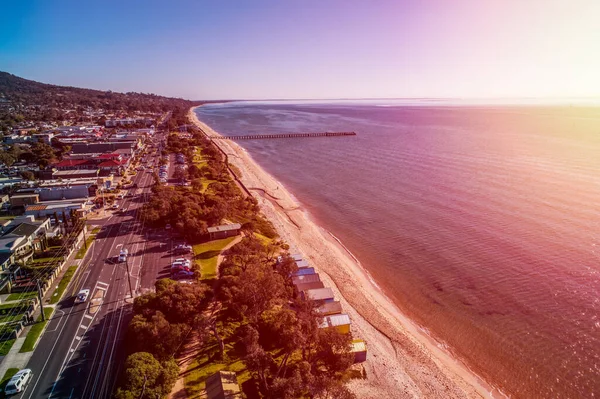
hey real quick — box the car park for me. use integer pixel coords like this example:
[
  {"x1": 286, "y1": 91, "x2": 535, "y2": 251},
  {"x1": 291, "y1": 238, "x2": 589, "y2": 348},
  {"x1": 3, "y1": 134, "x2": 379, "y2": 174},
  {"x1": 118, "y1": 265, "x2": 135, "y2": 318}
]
[
  {"x1": 75, "y1": 288, "x2": 90, "y2": 303},
  {"x1": 4, "y1": 369, "x2": 32, "y2": 395}
]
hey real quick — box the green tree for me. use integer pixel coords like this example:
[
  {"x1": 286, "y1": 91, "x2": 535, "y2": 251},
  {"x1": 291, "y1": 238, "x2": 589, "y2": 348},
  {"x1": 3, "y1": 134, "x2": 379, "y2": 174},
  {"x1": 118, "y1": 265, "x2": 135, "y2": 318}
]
[
  {"x1": 114, "y1": 352, "x2": 179, "y2": 399},
  {"x1": 20, "y1": 170, "x2": 35, "y2": 181}
]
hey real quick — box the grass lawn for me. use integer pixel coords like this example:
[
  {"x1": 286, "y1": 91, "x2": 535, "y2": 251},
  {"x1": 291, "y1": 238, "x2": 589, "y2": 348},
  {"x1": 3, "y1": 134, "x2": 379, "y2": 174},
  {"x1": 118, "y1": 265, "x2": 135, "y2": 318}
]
[
  {"x1": 184, "y1": 321, "x2": 254, "y2": 398},
  {"x1": 200, "y1": 179, "x2": 217, "y2": 193},
  {"x1": 253, "y1": 232, "x2": 273, "y2": 246},
  {"x1": 75, "y1": 228, "x2": 100, "y2": 259},
  {"x1": 5, "y1": 291, "x2": 37, "y2": 302},
  {"x1": 49, "y1": 266, "x2": 77, "y2": 304},
  {"x1": 0, "y1": 216, "x2": 14, "y2": 221},
  {"x1": 0, "y1": 368, "x2": 19, "y2": 395},
  {"x1": 193, "y1": 237, "x2": 237, "y2": 280},
  {"x1": 0, "y1": 341, "x2": 16, "y2": 357},
  {"x1": 0, "y1": 304, "x2": 28, "y2": 323},
  {"x1": 19, "y1": 307, "x2": 54, "y2": 353}
]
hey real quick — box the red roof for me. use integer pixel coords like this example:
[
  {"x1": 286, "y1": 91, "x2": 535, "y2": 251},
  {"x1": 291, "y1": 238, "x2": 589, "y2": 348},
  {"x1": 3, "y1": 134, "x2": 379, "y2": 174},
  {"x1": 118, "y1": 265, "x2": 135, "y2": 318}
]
[
  {"x1": 98, "y1": 160, "x2": 125, "y2": 168},
  {"x1": 53, "y1": 159, "x2": 90, "y2": 167},
  {"x1": 98, "y1": 153, "x2": 120, "y2": 159}
]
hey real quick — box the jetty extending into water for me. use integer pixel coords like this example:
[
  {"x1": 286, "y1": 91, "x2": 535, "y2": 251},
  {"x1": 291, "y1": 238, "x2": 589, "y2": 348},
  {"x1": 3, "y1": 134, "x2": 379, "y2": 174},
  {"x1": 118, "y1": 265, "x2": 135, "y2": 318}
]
[{"x1": 211, "y1": 131, "x2": 357, "y2": 141}]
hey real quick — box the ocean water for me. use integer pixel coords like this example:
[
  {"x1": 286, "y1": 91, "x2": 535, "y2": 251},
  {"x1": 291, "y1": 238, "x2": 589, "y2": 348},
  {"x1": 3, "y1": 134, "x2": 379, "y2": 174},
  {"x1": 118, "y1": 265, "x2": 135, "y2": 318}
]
[{"x1": 196, "y1": 101, "x2": 600, "y2": 398}]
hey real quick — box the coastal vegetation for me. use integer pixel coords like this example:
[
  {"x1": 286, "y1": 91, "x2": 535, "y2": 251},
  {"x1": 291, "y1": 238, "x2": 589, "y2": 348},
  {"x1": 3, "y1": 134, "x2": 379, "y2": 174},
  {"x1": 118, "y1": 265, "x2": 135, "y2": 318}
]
[
  {"x1": 0, "y1": 71, "x2": 197, "y2": 132},
  {"x1": 115, "y1": 117, "x2": 356, "y2": 398}
]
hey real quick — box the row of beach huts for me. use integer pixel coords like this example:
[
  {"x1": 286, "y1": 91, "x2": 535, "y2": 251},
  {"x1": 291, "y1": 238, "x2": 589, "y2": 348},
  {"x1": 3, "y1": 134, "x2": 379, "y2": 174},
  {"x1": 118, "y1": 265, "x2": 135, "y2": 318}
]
[
  {"x1": 204, "y1": 252, "x2": 368, "y2": 399},
  {"x1": 289, "y1": 252, "x2": 367, "y2": 364}
]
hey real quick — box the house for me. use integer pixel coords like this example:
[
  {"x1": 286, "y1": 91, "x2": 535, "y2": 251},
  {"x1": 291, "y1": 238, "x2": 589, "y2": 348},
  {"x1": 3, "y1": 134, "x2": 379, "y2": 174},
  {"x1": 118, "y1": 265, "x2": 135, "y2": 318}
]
[
  {"x1": 302, "y1": 287, "x2": 335, "y2": 302},
  {"x1": 318, "y1": 314, "x2": 351, "y2": 334},
  {"x1": 205, "y1": 371, "x2": 242, "y2": 399},
  {"x1": 207, "y1": 223, "x2": 242, "y2": 240},
  {"x1": 1, "y1": 216, "x2": 51, "y2": 253}
]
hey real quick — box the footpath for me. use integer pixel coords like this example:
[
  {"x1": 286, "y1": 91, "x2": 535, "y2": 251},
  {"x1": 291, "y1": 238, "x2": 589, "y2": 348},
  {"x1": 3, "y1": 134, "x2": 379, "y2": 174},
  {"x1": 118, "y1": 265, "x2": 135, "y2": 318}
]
[{"x1": 0, "y1": 224, "x2": 101, "y2": 381}]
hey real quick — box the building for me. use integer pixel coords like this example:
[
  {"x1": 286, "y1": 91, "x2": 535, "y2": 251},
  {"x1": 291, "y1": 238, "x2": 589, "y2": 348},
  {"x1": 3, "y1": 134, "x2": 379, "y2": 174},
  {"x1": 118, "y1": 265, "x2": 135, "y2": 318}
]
[
  {"x1": 351, "y1": 339, "x2": 368, "y2": 363},
  {"x1": 294, "y1": 281, "x2": 325, "y2": 292},
  {"x1": 9, "y1": 194, "x2": 39, "y2": 208},
  {"x1": 71, "y1": 142, "x2": 133, "y2": 154},
  {"x1": 302, "y1": 287, "x2": 335, "y2": 302},
  {"x1": 292, "y1": 273, "x2": 321, "y2": 285},
  {"x1": 295, "y1": 259, "x2": 310, "y2": 269},
  {"x1": 32, "y1": 132, "x2": 55, "y2": 144},
  {"x1": 207, "y1": 223, "x2": 242, "y2": 240},
  {"x1": 293, "y1": 267, "x2": 315, "y2": 276},
  {"x1": 316, "y1": 301, "x2": 343, "y2": 316},
  {"x1": 52, "y1": 169, "x2": 99, "y2": 180},
  {"x1": 25, "y1": 200, "x2": 86, "y2": 219},
  {"x1": 318, "y1": 314, "x2": 351, "y2": 334},
  {"x1": 205, "y1": 371, "x2": 242, "y2": 399}
]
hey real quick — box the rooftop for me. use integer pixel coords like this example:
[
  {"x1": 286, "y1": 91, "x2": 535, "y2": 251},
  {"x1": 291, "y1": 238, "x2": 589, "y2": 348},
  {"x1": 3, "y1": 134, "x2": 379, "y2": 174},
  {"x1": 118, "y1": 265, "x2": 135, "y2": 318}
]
[
  {"x1": 53, "y1": 169, "x2": 99, "y2": 177},
  {"x1": 207, "y1": 223, "x2": 242, "y2": 233}
]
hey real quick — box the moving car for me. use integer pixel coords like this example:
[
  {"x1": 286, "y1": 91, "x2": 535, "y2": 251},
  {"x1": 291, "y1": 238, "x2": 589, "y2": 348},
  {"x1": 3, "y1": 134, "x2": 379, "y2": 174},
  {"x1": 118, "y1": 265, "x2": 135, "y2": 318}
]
[
  {"x1": 4, "y1": 369, "x2": 32, "y2": 395},
  {"x1": 74, "y1": 288, "x2": 90, "y2": 303},
  {"x1": 118, "y1": 249, "x2": 128, "y2": 263}
]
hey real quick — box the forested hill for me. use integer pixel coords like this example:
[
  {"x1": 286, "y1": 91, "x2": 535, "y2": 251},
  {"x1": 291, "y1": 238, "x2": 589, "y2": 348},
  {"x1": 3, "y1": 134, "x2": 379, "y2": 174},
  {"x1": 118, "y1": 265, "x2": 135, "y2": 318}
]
[{"x1": 0, "y1": 71, "x2": 196, "y2": 114}]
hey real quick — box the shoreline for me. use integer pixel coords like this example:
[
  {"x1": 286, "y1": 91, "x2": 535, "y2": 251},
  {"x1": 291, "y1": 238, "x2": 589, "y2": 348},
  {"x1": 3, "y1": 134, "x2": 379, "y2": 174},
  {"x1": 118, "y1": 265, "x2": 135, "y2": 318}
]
[{"x1": 188, "y1": 106, "x2": 504, "y2": 398}]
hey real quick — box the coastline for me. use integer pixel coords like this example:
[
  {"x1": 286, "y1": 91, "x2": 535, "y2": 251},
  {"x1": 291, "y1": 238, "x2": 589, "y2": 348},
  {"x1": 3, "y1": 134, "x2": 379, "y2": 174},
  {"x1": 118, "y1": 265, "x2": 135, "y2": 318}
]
[{"x1": 188, "y1": 106, "x2": 502, "y2": 398}]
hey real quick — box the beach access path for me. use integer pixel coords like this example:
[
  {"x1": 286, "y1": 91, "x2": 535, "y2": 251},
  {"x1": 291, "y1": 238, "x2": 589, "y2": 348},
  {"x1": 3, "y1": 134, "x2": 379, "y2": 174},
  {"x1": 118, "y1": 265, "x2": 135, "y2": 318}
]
[{"x1": 188, "y1": 107, "x2": 502, "y2": 399}]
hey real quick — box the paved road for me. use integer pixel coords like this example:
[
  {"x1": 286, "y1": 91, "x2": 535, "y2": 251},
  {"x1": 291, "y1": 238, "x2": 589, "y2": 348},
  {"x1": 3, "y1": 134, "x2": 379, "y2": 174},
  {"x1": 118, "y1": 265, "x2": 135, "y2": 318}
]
[{"x1": 18, "y1": 154, "x2": 169, "y2": 399}]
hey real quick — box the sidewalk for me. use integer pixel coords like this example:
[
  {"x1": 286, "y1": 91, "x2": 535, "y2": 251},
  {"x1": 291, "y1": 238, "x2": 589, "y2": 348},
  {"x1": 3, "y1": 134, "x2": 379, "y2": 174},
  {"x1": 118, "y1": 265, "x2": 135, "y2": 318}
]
[{"x1": 0, "y1": 226, "x2": 99, "y2": 377}]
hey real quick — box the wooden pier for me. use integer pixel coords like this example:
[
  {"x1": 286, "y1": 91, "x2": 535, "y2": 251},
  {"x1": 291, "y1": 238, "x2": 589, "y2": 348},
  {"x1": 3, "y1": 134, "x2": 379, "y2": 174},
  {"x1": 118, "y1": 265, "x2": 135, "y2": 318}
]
[{"x1": 211, "y1": 131, "x2": 357, "y2": 141}]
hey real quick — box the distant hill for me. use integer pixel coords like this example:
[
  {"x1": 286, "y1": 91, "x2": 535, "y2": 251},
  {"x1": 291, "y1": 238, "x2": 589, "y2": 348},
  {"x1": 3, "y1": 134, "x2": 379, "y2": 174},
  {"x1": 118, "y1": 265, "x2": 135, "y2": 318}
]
[{"x1": 0, "y1": 71, "x2": 195, "y2": 114}]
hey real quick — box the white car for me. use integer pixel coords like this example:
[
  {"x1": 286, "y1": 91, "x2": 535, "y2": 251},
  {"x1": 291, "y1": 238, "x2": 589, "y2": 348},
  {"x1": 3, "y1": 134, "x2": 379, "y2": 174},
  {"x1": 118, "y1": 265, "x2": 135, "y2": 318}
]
[
  {"x1": 111, "y1": 204, "x2": 119, "y2": 209},
  {"x1": 74, "y1": 289, "x2": 90, "y2": 303},
  {"x1": 118, "y1": 249, "x2": 128, "y2": 263},
  {"x1": 4, "y1": 369, "x2": 32, "y2": 395}
]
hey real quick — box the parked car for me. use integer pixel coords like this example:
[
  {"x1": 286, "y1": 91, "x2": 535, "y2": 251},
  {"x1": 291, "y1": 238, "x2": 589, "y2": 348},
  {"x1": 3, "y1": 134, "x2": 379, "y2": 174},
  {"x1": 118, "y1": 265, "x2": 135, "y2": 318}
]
[
  {"x1": 75, "y1": 288, "x2": 90, "y2": 303},
  {"x1": 4, "y1": 369, "x2": 32, "y2": 395},
  {"x1": 172, "y1": 269, "x2": 194, "y2": 280},
  {"x1": 111, "y1": 204, "x2": 119, "y2": 210}
]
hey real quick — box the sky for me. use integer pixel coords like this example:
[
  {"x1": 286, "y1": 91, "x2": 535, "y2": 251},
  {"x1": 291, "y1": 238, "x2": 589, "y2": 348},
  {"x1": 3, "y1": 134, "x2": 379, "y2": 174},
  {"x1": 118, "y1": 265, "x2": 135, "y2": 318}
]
[{"x1": 1, "y1": 0, "x2": 600, "y2": 100}]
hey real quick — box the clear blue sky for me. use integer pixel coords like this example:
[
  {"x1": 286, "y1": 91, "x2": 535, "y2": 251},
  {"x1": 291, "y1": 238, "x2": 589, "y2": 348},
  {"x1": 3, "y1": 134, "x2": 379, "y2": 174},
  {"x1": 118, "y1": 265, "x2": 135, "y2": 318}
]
[{"x1": 1, "y1": 0, "x2": 599, "y2": 100}]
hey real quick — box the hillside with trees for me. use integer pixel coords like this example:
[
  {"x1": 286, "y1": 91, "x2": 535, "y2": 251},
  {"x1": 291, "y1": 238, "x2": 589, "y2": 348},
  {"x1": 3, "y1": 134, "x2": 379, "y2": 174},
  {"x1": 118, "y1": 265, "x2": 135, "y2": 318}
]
[{"x1": 0, "y1": 71, "x2": 199, "y2": 131}]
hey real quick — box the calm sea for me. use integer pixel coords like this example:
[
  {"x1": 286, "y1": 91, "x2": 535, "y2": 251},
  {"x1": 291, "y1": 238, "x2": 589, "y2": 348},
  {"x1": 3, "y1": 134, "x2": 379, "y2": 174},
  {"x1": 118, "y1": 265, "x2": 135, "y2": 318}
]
[{"x1": 196, "y1": 101, "x2": 600, "y2": 398}]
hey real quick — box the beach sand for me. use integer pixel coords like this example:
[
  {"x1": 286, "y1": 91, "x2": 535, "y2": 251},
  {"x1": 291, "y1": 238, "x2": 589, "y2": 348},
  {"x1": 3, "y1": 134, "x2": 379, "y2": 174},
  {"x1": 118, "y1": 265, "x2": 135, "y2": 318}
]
[{"x1": 188, "y1": 107, "x2": 502, "y2": 398}]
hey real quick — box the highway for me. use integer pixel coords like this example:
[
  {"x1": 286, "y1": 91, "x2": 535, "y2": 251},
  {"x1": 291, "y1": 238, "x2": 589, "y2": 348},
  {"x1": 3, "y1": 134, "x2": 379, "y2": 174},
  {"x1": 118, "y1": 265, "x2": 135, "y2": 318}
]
[{"x1": 18, "y1": 146, "x2": 168, "y2": 399}]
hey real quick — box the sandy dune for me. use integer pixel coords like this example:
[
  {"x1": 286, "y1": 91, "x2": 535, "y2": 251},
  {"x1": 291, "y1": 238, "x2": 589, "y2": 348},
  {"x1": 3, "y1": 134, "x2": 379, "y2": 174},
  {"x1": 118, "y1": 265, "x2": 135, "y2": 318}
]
[{"x1": 188, "y1": 107, "x2": 502, "y2": 398}]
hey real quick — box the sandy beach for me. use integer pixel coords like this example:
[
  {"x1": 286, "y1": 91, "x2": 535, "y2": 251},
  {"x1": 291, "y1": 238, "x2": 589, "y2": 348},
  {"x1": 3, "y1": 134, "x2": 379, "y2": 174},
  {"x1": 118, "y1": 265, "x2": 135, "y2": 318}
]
[{"x1": 188, "y1": 107, "x2": 502, "y2": 398}]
